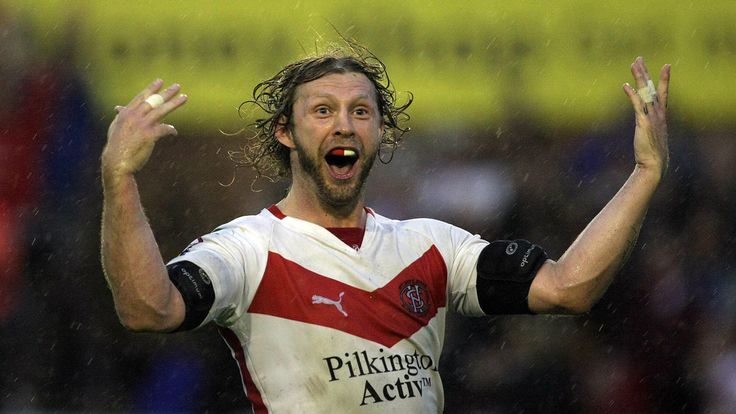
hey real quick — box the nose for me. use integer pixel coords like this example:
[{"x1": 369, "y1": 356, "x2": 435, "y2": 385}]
[{"x1": 333, "y1": 109, "x2": 354, "y2": 137}]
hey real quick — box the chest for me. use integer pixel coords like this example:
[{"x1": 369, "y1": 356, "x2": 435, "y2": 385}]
[{"x1": 247, "y1": 243, "x2": 448, "y2": 348}]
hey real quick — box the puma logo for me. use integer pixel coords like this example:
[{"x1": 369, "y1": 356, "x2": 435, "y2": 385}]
[{"x1": 312, "y1": 292, "x2": 348, "y2": 317}]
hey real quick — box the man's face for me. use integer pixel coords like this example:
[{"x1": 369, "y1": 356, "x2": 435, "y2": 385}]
[{"x1": 279, "y1": 72, "x2": 384, "y2": 209}]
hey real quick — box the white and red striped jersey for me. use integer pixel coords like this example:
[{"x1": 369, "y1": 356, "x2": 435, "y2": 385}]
[{"x1": 168, "y1": 206, "x2": 489, "y2": 413}]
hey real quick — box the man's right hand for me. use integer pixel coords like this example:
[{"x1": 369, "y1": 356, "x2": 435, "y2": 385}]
[{"x1": 101, "y1": 79, "x2": 187, "y2": 181}]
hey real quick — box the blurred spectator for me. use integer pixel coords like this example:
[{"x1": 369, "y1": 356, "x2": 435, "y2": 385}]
[{"x1": 0, "y1": 6, "x2": 54, "y2": 324}]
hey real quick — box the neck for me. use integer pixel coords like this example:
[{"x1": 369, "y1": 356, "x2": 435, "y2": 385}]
[{"x1": 276, "y1": 186, "x2": 367, "y2": 229}]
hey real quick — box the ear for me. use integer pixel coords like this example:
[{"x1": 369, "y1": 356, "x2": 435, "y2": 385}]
[
  {"x1": 274, "y1": 116, "x2": 295, "y2": 149},
  {"x1": 378, "y1": 120, "x2": 386, "y2": 143}
]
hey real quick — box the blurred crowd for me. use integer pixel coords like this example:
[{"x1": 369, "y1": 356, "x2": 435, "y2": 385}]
[{"x1": 2, "y1": 7, "x2": 736, "y2": 413}]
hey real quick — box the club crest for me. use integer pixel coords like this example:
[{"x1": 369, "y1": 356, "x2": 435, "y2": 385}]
[{"x1": 399, "y1": 280, "x2": 431, "y2": 316}]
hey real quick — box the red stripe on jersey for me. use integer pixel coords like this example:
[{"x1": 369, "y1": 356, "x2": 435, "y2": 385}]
[
  {"x1": 248, "y1": 246, "x2": 447, "y2": 348},
  {"x1": 219, "y1": 328, "x2": 268, "y2": 413},
  {"x1": 267, "y1": 205, "x2": 286, "y2": 220}
]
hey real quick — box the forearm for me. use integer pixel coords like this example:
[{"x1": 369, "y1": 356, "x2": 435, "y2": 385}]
[
  {"x1": 530, "y1": 165, "x2": 660, "y2": 313},
  {"x1": 101, "y1": 172, "x2": 183, "y2": 331}
]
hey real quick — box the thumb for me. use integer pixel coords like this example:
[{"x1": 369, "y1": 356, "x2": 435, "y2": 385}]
[{"x1": 155, "y1": 123, "x2": 178, "y2": 137}]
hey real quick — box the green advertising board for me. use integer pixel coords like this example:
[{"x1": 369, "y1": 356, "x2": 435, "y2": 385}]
[{"x1": 5, "y1": 1, "x2": 735, "y2": 132}]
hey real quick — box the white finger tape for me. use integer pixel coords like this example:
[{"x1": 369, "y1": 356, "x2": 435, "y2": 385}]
[
  {"x1": 144, "y1": 93, "x2": 165, "y2": 109},
  {"x1": 637, "y1": 80, "x2": 657, "y2": 103}
]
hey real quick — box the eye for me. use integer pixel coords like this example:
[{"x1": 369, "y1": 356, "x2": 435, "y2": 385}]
[
  {"x1": 354, "y1": 107, "x2": 370, "y2": 117},
  {"x1": 315, "y1": 106, "x2": 331, "y2": 116}
]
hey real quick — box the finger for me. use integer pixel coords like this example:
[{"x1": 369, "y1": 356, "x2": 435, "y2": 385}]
[
  {"x1": 630, "y1": 56, "x2": 650, "y2": 89},
  {"x1": 623, "y1": 82, "x2": 647, "y2": 118},
  {"x1": 128, "y1": 78, "x2": 164, "y2": 108},
  {"x1": 149, "y1": 93, "x2": 188, "y2": 120},
  {"x1": 631, "y1": 57, "x2": 660, "y2": 112},
  {"x1": 144, "y1": 83, "x2": 182, "y2": 115},
  {"x1": 657, "y1": 64, "x2": 671, "y2": 109},
  {"x1": 154, "y1": 123, "x2": 178, "y2": 138},
  {"x1": 159, "y1": 83, "x2": 181, "y2": 101}
]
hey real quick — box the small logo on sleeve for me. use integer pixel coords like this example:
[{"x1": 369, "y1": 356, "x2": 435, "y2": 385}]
[{"x1": 198, "y1": 268, "x2": 211, "y2": 284}]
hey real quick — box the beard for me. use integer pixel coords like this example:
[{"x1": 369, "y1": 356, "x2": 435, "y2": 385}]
[{"x1": 293, "y1": 139, "x2": 377, "y2": 214}]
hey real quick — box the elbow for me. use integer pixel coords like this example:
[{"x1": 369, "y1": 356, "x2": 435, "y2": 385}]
[
  {"x1": 532, "y1": 262, "x2": 613, "y2": 315},
  {"x1": 532, "y1": 262, "x2": 598, "y2": 315},
  {"x1": 531, "y1": 286, "x2": 595, "y2": 315},
  {"x1": 550, "y1": 281, "x2": 603, "y2": 315},
  {"x1": 118, "y1": 314, "x2": 155, "y2": 333},
  {"x1": 540, "y1": 292, "x2": 594, "y2": 315},
  {"x1": 112, "y1": 284, "x2": 183, "y2": 333},
  {"x1": 555, "y1": 295, "x2": 595, "y2": 315},
  {"x1": 115, "y1": 304, "x2": 177, "y2": 333},
  {"x1": 117, "y1": 311, "x2": 160, "y2": 333}
]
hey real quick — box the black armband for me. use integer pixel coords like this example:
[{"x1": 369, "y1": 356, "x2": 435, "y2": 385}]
[
  {"x1": 476, "y1": 240, "x2": 548, "y2": 315},
  {"x1": 167, "y1": 261, "x2": 215, "y2": 332}
]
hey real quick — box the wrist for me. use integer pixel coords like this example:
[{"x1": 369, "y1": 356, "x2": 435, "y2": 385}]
[
  {"x1": 101, "y1": 162, "x2": 136, "y2": 193},
  {"x1": 633, "y1": 163, "x2": 663, "y2": 187},
  {"x1": 101, "y1": 146, "x2": 136, "y2": 184}
]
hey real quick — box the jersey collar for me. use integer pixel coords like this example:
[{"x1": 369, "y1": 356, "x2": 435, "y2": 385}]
[{"x1": 267, "y1": 205, "x2": 373, "y2": 249}]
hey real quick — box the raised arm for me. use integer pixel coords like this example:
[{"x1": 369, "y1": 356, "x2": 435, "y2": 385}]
[
  {"x1": 100, "y1": 79, "x2": 188, "y2": 331},
  {"x1": 529, "y1": 57, "x2": 671, "y2": 314}
]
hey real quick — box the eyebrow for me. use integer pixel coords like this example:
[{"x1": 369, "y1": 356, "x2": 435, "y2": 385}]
[{"x1": 311, "y1": 93, "x2": 372, "y2": 100}]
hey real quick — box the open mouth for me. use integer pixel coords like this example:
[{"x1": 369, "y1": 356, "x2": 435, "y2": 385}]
[{"x1": 324, "y1": 148, "x2": 359, "y2": 179}]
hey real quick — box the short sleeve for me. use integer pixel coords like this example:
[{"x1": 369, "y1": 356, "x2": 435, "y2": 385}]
[
  {"x1": 167, "y1": 225, "x2": 264, "y2": 327},
  {"x1": 442, "y1": 226, "x2": 489, "y2": 316},
  {"x1": 405, "y1": 219, "x2": 489, "y2": 317}
]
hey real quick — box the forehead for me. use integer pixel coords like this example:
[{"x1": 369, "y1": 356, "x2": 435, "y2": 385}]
[{"x1": 294, "y1": 72, "x2": 378, "y2": 104}]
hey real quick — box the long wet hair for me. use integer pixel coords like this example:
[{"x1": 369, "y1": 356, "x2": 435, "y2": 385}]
[{"x1": 229, "y1": 41, "x2": 412, "y2": 182}]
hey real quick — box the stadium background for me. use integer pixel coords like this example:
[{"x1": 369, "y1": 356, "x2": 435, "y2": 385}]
[{"x1": 1, "y1": 0, "x2": 734, "y2": 412}]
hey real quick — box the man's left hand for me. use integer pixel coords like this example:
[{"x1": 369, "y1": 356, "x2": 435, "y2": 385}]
[{"x1": 623, "y1": 57, "x2": 670, "y2": 180}]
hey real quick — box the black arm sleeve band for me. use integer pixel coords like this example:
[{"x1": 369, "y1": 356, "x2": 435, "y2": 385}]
[
  {"x1": 167, "y1": 261, "x2": 215, "y2": 332},
  {"x1": 476, "y1": 240, "x2": 549, "y2": 315}
]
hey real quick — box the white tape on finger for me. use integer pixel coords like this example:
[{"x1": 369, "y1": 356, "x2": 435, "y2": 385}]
[
  {"x1": 144, "y1": 93, "x2": 165, "y2": 109},
  {"x1": 637, "y1": 80, "x2": 657, "y2": 103}
]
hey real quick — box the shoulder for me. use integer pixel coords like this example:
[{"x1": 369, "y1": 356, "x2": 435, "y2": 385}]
[
  {"x1": 371, "y1": 212, "x2": 480, "y2": 251},
  {"x1": 374, "y1": 212, "x2": 469, "y2": 237},
  {"x1": 210, "y1": 209, "x2": 280, "y2": 237},
  {"x1": 180, "y1": 209, "x2": 281, "y2": 256}
]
